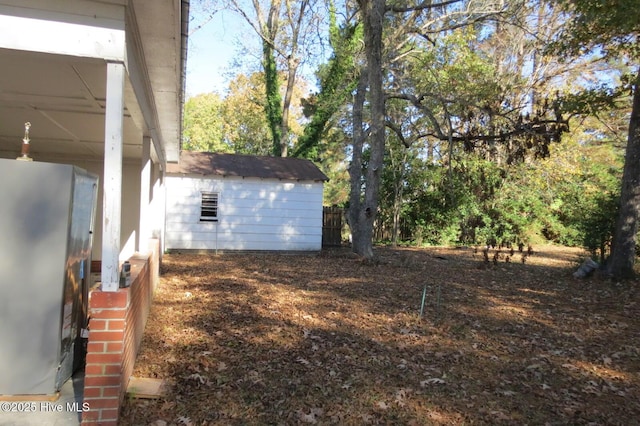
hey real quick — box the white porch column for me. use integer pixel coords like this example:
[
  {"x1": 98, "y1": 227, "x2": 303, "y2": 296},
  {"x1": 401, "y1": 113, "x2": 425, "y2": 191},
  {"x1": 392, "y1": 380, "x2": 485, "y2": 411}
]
[
  {"x1": 138, "y1": 136, "x2": 152, "y2": 252},
  {"x1": 101, "y1": 62, "x2": 125, "y2": 292}
]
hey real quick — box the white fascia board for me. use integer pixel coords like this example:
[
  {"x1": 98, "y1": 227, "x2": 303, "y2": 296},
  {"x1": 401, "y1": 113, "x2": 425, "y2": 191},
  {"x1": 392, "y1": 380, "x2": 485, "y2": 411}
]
[{"x1": 0, "y1": 14, "x2": 125, "y2": 60}]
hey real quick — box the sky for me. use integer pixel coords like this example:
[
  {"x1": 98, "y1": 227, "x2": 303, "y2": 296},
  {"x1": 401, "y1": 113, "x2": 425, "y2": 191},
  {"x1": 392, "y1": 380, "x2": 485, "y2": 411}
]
[
  {"x1": 185, "y1": 10, "x2": 250, "y2": 98},
  {"x1": 185, "y1": 6, "x2": 327, "y2": 100}
]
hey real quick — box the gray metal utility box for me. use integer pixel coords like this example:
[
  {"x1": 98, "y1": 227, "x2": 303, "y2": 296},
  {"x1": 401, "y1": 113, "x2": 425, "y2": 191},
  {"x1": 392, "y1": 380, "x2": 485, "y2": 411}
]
[{"x1": 0, "y1": 159, "x2": 98, "y2": 395}]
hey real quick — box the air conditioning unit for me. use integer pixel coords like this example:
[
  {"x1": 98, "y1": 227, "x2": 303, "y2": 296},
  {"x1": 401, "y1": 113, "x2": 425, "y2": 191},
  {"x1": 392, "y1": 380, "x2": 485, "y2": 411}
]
[{"x1": 0, "y1": 159, "x2": 98, "y2": 395}]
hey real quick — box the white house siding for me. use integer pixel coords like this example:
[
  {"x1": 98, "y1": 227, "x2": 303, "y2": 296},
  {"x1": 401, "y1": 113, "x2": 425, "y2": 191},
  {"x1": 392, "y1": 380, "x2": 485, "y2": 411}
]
[{"x1": 165, "y1": 175, "x2": 324, "y2": 251}]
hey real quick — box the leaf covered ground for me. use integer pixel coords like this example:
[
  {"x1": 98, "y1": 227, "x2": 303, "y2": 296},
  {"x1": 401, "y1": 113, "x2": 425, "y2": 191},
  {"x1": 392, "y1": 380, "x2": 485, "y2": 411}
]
[{"x1": 121, "y1": 245, "x2": 640, "y2": 425}]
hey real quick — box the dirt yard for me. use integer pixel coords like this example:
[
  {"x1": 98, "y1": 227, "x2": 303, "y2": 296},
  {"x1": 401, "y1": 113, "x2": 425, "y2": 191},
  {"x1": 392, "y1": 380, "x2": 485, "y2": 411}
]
[{"x1": 120, "y1": 245, "x2": 640, "y2": 425}]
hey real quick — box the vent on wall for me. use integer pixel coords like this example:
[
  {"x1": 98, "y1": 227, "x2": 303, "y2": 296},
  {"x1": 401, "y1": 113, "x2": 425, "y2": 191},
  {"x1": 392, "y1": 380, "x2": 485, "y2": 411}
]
[{"x1": 200, "y1": 192, "x2": 219, "y2": 222}]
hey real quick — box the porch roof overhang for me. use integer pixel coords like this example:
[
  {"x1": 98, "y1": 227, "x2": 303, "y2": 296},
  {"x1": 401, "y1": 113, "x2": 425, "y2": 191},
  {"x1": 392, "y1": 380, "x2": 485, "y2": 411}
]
[{"x1": 0, "y1": 0, "x2": 188, "y2": 167}]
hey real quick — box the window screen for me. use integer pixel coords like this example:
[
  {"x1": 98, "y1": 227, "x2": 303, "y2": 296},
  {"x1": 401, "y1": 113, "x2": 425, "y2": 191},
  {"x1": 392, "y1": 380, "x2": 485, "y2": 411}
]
[{"x1": 200, "y1": 192, "x2": 219, "y2": 222}]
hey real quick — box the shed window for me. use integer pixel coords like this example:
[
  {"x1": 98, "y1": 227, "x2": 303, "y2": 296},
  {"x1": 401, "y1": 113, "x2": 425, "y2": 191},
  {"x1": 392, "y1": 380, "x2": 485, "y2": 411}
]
[{"x1": 200, "y1": 192, "x2": 219, "y2": 222}]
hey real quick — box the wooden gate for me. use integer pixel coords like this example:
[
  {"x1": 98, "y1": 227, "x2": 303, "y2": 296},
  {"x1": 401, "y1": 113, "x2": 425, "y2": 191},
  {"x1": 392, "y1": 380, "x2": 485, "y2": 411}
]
[{"x1": 322, "y1": 206, "x2": 343, "y2": 247}]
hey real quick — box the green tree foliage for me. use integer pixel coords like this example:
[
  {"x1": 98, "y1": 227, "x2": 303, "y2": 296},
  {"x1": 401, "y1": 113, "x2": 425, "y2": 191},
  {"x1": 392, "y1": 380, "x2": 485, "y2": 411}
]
[
  {"x1": 293, "y1": 5, "x2": 363, "y2": 160},
  {"x1": 376, "y1": 134, "x2": 427, "y2": 245},
  {"x1": 550, "y1": 0, "x2": 639, "y2": 58},
  {"x1": 181, "y1": 71, "x2": 308, "y2": 157},
  {"x1": 556, "y1": 152, "x2": 620, "y2": 262},
  {"x1": 361, "y1": 1, "x2": 628, "y2": 259},
  {"x1": 222, "y1": 73, "x2": 274, "y2": 156},
  {"x1": 389, "y1": 23, "x2": 569, "y2": 166},
  {"x1": 227, "y1": 0, "x2": 320, "y2": 157},
  {"x1": 182, "y1": 93, "x2": 229, "y2": 152},
  {"x1": 375, "y1": 137, "x2": 622, "y2": 252},
  {"x1": 550, "y1": 0, "x2": 640, "y2": 278},
  {"x1": 183, "y1": 0, "x2": 631, "y2": 262},
  {"x1": 318, "y1": 127, "x2": 351, "y2": 207}
]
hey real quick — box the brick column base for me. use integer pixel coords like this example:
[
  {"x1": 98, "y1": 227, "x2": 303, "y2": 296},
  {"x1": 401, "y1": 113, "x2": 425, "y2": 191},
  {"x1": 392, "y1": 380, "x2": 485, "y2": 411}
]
[
  {"x1": 82, "y1": 291, "x2": 127, "y2": 424},
  {"x1": 82, "y1": 240, "x2": 159, "y2": 425}
]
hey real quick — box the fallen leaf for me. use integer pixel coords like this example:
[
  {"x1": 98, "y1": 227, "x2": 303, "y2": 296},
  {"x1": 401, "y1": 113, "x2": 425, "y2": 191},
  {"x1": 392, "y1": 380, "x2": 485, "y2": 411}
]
[
  {"x1": 176, "y1": 416, "x2": 192, "y2": 426},
  {"x1": 376, "y1": 401, "x2": 390, "y2": 410},
  {"x1": 421, "y1": 378, "x2": 446, "y2": 386},
  {"x1": 186, "y1": 373, "x2": 206, "y2": 384},
  {"x1": 360, "y1": 413, "x2": 374, "y2": 423},
  {"x1": 297, "y1": 408, "x2": 324, "y2": 424},
  {"x1": 128, "y1": 246, "x2": 640, "y2": 424}
]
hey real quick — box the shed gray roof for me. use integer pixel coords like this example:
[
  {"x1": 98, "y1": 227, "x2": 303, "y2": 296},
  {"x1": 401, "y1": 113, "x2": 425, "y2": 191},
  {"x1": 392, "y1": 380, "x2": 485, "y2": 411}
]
[{"x1": 166, "y1": 151, "x2": 329, "y2": 182}]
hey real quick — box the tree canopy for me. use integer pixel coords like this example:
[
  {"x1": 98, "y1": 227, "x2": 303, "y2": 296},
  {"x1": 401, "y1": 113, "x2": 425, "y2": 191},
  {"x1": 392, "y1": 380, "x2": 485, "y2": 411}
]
[
  {"x1": 549, "y1": 0, "x2": 640, "y2": 278},
  {"x1": 186, "y1": 0, "x2": 637, "y2": 271}
]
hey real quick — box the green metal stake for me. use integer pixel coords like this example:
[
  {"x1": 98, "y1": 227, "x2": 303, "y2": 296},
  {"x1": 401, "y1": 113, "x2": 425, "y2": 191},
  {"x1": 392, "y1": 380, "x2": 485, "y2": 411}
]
[{"x1": 419, "y1": 284, "x2": 427, "y2": 318}]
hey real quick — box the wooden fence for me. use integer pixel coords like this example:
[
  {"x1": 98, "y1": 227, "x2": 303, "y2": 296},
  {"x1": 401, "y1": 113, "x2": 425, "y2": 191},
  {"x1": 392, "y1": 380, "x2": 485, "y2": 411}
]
[{"x1": 322, "y1": 206, "x2": 344, "y2": 247}]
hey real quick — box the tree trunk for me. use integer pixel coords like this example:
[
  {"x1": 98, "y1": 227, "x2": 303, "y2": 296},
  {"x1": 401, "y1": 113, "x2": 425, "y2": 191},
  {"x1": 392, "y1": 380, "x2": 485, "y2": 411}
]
[
  {"x1": 278, "y1": 55, "x2": 299, "y2": 157},
  {"x1": 347, "y1": 71, "x2": 371, "y2": 257},
  {"x1": 348, "y1": 0, "x2": 386, "y2": 259},
  {"x1": 263, "y1": 40, "x2": 284, "y2": 156},
  {"x1": 391, "y1": 146, "x2": 407, "y2": 246},
  {"x1": 278, "y1": 0, "x2": 308, "y2": 157},
  {"x1": 392, "y1": 183, "x2": 402, "y2": 246},
  {"x1": 606, "y1": 66, "x2": 640, "y2": 279},
  {"x1": 255, "y1": 0, "x2": 284, "y2": 157}
]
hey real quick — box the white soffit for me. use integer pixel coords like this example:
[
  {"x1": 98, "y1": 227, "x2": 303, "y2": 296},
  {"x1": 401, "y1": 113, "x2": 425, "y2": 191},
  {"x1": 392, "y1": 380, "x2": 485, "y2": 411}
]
[
  {"x1": 0, "y1": 14, "x2": 125, "y2": 61},
  {"x1": 131, "y1": 0, "x2": 182, "y2": 163}
]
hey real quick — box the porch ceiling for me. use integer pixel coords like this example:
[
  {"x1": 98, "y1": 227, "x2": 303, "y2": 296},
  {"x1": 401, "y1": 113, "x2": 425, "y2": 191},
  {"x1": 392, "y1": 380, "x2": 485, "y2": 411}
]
[
  {"x1": 0, "y1": 48, "x2": 144, "y2": 161},
  {"x1": 0, "y1": 0, "x2": 185, "y2": 165}
]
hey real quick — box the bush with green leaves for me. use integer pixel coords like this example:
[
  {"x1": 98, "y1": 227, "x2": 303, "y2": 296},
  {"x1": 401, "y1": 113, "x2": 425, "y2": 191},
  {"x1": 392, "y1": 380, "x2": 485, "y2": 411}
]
[{"x1": 375, "y1": 140, "x2": 622, "y2": 251}]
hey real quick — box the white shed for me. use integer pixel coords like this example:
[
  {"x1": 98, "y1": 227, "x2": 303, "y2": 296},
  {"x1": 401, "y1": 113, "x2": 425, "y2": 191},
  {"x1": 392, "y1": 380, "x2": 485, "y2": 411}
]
[{"x1": 165, "y1": 152, "x2": 329, "y2": 251}]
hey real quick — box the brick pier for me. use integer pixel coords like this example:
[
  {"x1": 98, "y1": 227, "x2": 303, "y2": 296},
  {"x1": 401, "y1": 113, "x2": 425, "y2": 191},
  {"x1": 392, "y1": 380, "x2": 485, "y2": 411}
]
[{"x1": 81, "y1": 241, "x2": 159, "y2": 425}]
